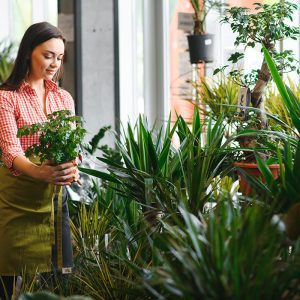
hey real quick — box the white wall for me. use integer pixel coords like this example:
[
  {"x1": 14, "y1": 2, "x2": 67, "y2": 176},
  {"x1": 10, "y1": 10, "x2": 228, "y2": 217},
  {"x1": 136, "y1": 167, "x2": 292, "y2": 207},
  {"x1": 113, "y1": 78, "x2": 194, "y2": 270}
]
[{"x1": 81, "y1": 0, "x2": 116, "y2": 146}]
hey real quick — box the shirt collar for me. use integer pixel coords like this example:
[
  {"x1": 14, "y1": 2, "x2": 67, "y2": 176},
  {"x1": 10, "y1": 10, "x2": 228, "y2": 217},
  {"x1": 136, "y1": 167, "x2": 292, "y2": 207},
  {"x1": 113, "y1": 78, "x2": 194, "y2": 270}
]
[
  {"x1": 44, "y1": 79, "x2": 58, "y2": 92},
  {"x1": 18, "y1": 80, "x2": 58, "y2": 92}
]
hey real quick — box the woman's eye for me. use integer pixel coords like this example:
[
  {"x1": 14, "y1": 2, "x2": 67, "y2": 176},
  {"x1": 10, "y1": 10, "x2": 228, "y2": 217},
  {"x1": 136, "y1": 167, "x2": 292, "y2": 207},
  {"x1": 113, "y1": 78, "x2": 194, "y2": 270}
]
[{"x1": 44, "y1": 55, "x2": 52, "y2": 59}]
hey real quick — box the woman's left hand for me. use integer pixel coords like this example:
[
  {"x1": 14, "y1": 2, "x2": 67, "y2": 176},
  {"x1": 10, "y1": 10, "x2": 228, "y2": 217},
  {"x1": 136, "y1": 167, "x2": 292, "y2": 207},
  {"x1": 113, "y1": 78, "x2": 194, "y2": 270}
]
[{"x1": 69, "y1": 159, "x2": 81, "y2": 185}]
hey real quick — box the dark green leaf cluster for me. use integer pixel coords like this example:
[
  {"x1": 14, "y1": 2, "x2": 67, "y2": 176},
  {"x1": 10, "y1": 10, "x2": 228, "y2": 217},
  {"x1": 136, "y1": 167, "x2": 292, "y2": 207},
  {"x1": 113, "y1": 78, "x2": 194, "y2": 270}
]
[
  {"x1": 84, "y1": 125, "x2": 111, "y2": 155},
  {"x1": 80, "y1": 110, "x2": 233, "y2": 215},
  {"x1": 17, "y1": 110, "x2": 86, "y2": 165},
  {"x1": 222, "y1": 2, "x2": 299, "y2": 46},
  {"x1": 227, "y1": 51, "x2": 244, "y2": 64},
  {"x1": 217, "y1": 1, "x2": 299, "y2": 88},
  {"x1": 144, "y1": 202, "x2": 300, "y2": 299},
  {"x1": 272, "y1": 50, "x2": 300, "y2": 74},
  {"x1": 214, "y1": 68, "x2": 260, "y2": 88},
  {"x1": 253, "y1": 141, "x2": 300, "y2": 213}
]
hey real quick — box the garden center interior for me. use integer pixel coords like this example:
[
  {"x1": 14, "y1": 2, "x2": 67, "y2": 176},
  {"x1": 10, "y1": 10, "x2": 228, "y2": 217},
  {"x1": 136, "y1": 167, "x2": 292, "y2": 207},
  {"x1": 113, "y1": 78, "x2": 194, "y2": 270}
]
[{"x1": 0, "y1": 0, "x2": 300, "y2": 299}]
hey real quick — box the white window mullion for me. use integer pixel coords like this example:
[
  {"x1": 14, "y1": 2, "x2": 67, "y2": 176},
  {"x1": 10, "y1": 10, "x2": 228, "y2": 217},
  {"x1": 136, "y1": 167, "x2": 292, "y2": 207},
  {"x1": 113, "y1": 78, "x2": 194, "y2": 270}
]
[
  {"x1": 160, "y1": 0, "x2": 170, "y2": 124},
  {"x1": 144, "y1": 0, "x2": 170, "y2": 127},
  {"x1": 118, "y1": 0, "x2": 141, "y2": 125}
]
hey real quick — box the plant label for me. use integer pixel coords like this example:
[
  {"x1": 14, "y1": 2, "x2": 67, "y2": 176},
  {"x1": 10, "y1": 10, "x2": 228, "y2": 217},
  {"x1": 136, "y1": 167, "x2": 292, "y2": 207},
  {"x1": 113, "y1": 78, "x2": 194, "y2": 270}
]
[{"x1": 237, "y1": 87, "x2": 251, "y2": 118}]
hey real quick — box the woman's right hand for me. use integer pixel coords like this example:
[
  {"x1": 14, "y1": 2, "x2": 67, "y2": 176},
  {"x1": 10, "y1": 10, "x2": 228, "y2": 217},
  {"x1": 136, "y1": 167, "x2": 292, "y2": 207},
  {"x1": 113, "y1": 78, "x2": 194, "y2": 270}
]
[{"x1": 39, "y1": 160, "x2": 78, "y2": 185}]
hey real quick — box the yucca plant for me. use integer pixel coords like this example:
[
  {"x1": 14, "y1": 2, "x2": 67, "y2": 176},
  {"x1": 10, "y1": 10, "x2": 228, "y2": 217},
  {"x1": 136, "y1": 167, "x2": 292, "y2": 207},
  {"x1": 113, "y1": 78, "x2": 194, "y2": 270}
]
[
  {"x1": 263, "y1": 46, "x2": 300, "y2": 135},
  {"x1": 236, "y1": 47, "x2": 300, "y2": 240},
  {"x1": 6, "y1": 271, "x2": 82, "y2": 300},
  {"x1": 253, "y1": 142, "x2": 300, "y2": 228},
  {"x1": 190, "y1": 75, "x2": 240, "y2": 122},
  {"x1": 142, "y1": 200, "x2": 300, "y2": 299},
  {"x1": 175, "y1": 109, "x2": 234, "y2": 212},
  {"x1": 19, "y1": 292, "x2": 92, "y2": 300},
  {"x1": 79, "y1": 114, "x2": 180, "y2": 220},
  {"x1": 231, "y1": 47, "x2": 300, "y2": 241},
  {"x1": 80, "y1": 109, "x2": 235, "y2": 215},
  {"x1": 265, "y1": 81, "x2": 300, "y2": 135},
  {"x1": 70, "y1": 194, "x2": 155, "y2": 299}
]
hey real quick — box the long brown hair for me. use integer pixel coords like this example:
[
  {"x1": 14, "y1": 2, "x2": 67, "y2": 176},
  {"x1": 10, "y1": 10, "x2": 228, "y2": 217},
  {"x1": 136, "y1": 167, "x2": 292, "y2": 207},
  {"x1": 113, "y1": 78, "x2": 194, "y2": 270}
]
[{"x1": 1, "y1": 22, "x2": 66, "y2": 91}]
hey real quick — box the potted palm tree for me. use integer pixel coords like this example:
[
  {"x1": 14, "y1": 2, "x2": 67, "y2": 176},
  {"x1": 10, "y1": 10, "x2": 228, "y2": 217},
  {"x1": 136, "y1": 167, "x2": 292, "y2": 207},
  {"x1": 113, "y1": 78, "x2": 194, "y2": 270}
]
[
  {"x1": 214, "y1": 1, "x2": 300, "y2": 195},
  {"x1": 187, "y1": 0, "x2": 226, "y2": 64}
]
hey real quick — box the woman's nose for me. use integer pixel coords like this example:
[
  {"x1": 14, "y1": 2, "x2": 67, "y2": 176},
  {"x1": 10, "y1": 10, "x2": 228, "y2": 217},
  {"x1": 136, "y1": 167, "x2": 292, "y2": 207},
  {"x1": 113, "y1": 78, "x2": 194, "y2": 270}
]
[{"x1": 51, "y1": 58, "x2": 60, "y2": 67}]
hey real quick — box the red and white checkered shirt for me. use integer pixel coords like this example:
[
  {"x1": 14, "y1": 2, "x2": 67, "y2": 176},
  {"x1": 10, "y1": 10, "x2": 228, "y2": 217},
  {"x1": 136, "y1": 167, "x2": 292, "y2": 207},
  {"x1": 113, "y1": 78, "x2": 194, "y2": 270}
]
[{"x1": 0, "y1": 80, "x2": 75, "y2": 176}]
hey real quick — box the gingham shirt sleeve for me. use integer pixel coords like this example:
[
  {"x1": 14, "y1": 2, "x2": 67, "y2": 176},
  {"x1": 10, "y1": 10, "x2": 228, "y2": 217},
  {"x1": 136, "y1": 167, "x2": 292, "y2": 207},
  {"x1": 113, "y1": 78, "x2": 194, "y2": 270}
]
[
  {"x1": 0, "y1": 92, "x2": 25, "y2": 173},
  {"x1": 60, "y1": 89, "x2": 75, "y2": 114}
]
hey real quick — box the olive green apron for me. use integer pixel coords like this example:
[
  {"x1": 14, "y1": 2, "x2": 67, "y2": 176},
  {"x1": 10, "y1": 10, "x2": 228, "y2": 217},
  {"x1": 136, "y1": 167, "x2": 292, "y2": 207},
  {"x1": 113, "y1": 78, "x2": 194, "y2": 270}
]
[{"x1": 0, "y1": 158, "x2": 63, "y2": 276}]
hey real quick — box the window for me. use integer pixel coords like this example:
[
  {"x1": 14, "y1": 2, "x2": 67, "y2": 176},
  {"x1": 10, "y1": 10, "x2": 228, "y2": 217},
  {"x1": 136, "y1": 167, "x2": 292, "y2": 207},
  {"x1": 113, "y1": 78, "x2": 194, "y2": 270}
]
[
  {"x1": 168, "y1": 0, "x2": 300, "y2": 123},
  {"x1": 0, "y1": 0, "x2": 58, "y2": 43},
  {"x1": 118, "y1": 0, "x2": 144, "y2": 125}
]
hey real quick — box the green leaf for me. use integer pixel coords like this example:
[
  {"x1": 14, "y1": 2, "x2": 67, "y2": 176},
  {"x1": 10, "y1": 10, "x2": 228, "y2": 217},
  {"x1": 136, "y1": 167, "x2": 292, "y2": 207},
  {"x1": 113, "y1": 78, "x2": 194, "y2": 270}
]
[
  {"x1": 78, "y1": 166, "x2": 121, "y2": 184},
  {"x1": 228, "y1": 52, "x2": 244, "y2": 63},
  {"x1": 17, "y1": 110, "x2": 86, "y2": 164}
]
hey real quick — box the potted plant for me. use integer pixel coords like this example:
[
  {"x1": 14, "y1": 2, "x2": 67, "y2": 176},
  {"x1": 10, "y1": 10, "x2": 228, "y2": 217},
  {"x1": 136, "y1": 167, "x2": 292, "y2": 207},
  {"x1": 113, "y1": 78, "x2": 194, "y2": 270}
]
[
  {"x1": 187, "y1": 0, "x2": 226, "y2": 64},
  {"x1": 17, "y1": 110, "x2": 86, "y2": 165},
  {"x1": 213, "y1": 1, "x2": 299, "y2": 195}
]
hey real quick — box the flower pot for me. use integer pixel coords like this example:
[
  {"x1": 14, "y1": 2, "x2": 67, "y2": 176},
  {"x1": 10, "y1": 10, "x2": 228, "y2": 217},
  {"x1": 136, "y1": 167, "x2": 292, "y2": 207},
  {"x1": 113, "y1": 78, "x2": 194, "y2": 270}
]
[
  {"x1": 234, "y1": 162, "x2": 280, "y2": 196},
  {"x1": 187, "y1": 34, "x2": 214, "y2": 64}
]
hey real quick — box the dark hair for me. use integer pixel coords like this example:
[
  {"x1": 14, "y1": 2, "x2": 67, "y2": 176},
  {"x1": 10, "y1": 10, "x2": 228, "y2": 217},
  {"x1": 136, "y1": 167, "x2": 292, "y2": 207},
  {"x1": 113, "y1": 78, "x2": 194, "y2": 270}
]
[{"x1": 1, "y1": 22, "x2": 66, "y2": 91}]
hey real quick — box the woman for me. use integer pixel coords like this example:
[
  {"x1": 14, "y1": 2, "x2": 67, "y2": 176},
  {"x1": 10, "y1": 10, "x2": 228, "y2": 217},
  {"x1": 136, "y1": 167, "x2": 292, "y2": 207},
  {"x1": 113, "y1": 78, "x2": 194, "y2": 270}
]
[{"x1": 0, "y1": 22, "x2": 78, "y2": 298}]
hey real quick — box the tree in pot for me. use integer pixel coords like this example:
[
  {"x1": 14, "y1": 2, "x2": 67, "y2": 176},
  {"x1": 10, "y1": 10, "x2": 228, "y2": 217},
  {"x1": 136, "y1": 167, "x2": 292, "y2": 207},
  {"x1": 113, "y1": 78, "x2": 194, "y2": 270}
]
[
  {"x1": 214, "y1": 1, "x2": 300, "y2": 195},
  {"x1": 188, "y1": 0, "x2": 226, "y2": 64}
]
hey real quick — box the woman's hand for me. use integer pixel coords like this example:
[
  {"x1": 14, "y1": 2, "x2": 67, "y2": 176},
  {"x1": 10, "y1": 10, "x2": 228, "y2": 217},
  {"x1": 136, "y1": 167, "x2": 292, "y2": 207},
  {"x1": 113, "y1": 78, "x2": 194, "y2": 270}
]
[
  {"x1": 13, "y1": 155, "x2": 79, "y2": 185},
  {"x1": 39, "y1": 160, "x2": 79, "y2": 186}
]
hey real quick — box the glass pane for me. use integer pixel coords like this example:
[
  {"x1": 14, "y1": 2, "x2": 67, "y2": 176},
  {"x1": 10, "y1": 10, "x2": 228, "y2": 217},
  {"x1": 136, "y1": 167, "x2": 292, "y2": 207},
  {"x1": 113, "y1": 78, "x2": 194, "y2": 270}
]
[
  {"x1": 12, "y1": 0, "x2": 32, "y2": 42},
  {"x1": 225, "y1": 0, "x2": 298, "y2": 82},
  {"x1": 47, "y1": 0, "x2": 58, "y2": 25},
  {"x1": 169, "y1": 0, "x2": 199, "y2": 122},
  {"x1": 11, "y1": 0, "x2": 58, "y2": 43},
  {"x1": 169, "y1": 0, "x2": 299, "y2": 118}
]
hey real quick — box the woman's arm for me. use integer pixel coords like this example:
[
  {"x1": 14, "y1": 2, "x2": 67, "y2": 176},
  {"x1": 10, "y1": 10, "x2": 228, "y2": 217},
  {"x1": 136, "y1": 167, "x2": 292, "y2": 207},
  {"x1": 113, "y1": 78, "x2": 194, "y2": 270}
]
[{"x1": 13, "y1": 155, "x2": 78, "y2": 185}]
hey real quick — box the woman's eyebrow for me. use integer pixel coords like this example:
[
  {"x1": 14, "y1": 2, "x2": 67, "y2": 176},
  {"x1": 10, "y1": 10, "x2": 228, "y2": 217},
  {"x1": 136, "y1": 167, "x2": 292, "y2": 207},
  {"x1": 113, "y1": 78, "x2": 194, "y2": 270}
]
[{"x1": 43, "y1": 50, "x2": 64, "y2": 56}]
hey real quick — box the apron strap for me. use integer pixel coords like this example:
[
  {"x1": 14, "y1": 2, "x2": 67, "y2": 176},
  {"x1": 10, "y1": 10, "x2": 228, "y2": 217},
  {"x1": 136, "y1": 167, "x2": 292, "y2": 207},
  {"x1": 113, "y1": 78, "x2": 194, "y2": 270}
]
[{"x1": 52, "y1": 185, "x2": 63, "y2": 271}]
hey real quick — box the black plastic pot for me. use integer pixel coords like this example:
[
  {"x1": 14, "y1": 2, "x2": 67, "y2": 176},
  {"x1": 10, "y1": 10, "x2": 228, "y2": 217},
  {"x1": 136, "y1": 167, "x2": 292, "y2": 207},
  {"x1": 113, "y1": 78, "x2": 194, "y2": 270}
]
[{"x1": 187, "y1": 34, "x2": 214, "y2": 64}]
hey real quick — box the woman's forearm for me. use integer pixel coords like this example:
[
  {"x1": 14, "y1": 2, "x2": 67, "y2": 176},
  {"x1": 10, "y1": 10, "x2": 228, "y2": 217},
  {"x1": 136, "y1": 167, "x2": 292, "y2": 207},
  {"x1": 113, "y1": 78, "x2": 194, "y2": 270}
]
[
  {"x1": 13, "y1": 155, "x2": 78, "y2": 185},
  {"x1": 13, "y1": 155, "x2": 40, "y2": 179}
]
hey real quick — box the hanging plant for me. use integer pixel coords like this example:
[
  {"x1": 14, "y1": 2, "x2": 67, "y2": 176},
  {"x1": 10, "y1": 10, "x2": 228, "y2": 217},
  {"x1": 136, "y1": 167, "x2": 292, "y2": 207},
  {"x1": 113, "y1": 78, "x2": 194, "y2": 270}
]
[{"x1": 187, "y1": 0, "x2": 226, "y2": 63}]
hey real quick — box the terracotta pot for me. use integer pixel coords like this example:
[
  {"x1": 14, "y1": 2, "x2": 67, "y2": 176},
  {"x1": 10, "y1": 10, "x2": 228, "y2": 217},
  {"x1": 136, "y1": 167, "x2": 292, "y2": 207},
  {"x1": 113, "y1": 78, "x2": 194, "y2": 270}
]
[{"x1": 234, "y1": 162, "x2": 280, "y2": 196}]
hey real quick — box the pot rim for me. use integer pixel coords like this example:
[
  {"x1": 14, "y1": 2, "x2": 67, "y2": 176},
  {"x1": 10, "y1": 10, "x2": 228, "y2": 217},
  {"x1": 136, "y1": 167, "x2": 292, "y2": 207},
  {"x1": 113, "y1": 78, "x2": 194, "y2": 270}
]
[{"x1": 234, "y1": 162, "x2": 280, "y2": 169}]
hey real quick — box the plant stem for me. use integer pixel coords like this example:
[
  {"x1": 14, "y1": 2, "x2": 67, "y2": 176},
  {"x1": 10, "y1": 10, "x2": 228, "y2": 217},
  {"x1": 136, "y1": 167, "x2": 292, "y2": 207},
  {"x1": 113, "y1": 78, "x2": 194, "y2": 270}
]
[{"x1": 251, "y1": 43, "x2": 275, "y2": 129}]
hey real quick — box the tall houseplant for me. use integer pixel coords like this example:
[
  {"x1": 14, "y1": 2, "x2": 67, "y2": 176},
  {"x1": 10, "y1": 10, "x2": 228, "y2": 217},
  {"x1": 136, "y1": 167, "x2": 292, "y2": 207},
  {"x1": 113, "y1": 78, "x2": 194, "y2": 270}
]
[
  {"x1": 215, "y1": 1, "x2": 299, "y2": 139},
  {"x1": 213, "y1": 1, "x2": 299, "y2": 194},
  {"x1": 187, "y1": 0, "x2": 226, "y2": 63}
]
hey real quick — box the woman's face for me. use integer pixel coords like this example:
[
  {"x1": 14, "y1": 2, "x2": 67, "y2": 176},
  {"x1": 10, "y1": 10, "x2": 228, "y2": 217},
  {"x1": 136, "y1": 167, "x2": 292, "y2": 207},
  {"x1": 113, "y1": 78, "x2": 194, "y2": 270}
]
[{"x1": 29, "y1": 38, "x2": 65, "y2": 81}]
